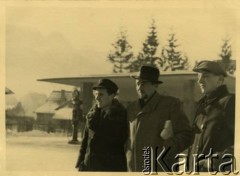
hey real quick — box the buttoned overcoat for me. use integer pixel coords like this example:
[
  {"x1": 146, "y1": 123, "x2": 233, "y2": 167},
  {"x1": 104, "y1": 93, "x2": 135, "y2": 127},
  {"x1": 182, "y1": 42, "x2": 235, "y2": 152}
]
[
  {"x1": 76, "y1": 99, "x2": 128, "y2": 171},
  {"x1": 189, "y1": 85, "x2": 235, "y2": 172},
  {"x1": 127, "y1": 92, "x2": 193, "y2": 172}
]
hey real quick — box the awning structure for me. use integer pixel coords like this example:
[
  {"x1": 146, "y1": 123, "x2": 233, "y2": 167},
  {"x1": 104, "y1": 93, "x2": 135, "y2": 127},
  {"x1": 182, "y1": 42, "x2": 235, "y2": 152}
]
[
  {"x1": 37, "y1": 72, "x2": 235, "y2": 101},
  {"x1": 52, "y1": 107, "x2": 72, "y2": 120},
  {"x1": 37, "y1": 71, "x2": 197, "y2": 87},
  {"x1": 37, "y1": 72, "x2": 235, "y2": 125}
]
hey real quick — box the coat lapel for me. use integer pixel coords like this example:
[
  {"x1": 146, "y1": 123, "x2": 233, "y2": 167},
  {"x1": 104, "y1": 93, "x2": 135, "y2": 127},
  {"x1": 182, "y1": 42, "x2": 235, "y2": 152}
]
[
  {"x1": 127, "y1": 93, "x2": 161, "y2": 122},
  {"x1": 137, "y1": 93, "x2": 161, "y2": 117}
]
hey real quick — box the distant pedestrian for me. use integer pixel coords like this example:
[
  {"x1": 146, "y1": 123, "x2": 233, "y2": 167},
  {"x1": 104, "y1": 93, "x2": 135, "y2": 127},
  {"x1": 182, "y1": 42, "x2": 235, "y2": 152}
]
[
  {"x1": 69, "y1": 89, "x2": 83, "y2": 144},
  {"x1": 75, "y1": 79, "x2": 128, "y2": 171}
]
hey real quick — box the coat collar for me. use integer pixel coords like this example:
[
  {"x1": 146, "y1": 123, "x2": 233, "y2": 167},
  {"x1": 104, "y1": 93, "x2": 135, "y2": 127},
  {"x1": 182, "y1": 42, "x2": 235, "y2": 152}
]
[
  {"x1": 104, "y1": 99, "x2": 124, "y2": 117},
  {"x1": 195, "y1": 85, "x2": 230, "y2": 116},
  {"x1": 200, "y1": 85, "x2": 229, "y2": 105},
  {"x1": 87, "y1": 99, "x2": 124, "y2": 120},
  {"x1": 131, "y1": 92, "x2": 161, "y2": 117}
]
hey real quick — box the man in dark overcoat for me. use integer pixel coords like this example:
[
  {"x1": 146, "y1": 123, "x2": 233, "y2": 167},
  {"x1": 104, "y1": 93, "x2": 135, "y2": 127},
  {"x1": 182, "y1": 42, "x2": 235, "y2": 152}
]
[
  {"x1": 75, "y1": 79, "x2": 128, "y2": 171},
  {"x1": 189, "y1": 61, "x2": 235, "y2": 172},
  {"x1": 126, "y1": 66, "x2": 193, "y2": 172}
]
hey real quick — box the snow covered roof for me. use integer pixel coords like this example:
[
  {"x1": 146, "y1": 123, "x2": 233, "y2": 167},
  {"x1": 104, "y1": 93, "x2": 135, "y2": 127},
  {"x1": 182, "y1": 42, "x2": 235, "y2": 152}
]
[
  {"x1": 35, "y1": 101, "x2": 59, "y2": 114},
  {"x1": 52, "y1": 107, "x2": 72, "y2": 120},
  {"x1": 35, "y1": 90, "x2": 72, "y2": 114}
]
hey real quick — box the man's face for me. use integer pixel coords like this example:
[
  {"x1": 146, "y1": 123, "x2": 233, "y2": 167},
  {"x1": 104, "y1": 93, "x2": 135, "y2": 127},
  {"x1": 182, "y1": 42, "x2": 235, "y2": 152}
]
[
  {"x1": 197, "y1": 72, "x2": 222, "y2": 94},
  {"x1": 136, "y1": 80, "x2": 156, "y2": 99},
  {"x1": 93, "y1": 89, "x2": 114, "y2": 109}
]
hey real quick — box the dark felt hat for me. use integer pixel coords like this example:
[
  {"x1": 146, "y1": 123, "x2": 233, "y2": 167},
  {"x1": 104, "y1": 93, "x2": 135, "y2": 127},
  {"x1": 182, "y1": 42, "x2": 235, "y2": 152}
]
[
  {"x1": 131, "y1": 65, "x2": 163, "y2": 84},
  {"x1": 193, "y1": 61, "x2": 227, "y2": 77},
  {"x1": 92, "y1": 79, "x2": 118, "y2": 94}
]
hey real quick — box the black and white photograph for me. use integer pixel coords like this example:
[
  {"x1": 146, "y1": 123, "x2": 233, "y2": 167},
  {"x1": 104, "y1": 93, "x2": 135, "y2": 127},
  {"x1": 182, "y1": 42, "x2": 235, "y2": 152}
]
[{"x1": 1, "y1": 1, "x2": 240, "y2": 175}]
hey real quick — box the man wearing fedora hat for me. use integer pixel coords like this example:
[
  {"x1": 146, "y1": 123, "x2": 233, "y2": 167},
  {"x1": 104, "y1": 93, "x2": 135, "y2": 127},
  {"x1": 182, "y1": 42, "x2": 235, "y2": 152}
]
[
  {"x1": 126, "y1": 65, "x2": 193, "y2": 172},
  {"x1": 75, "y1": 79, "x2": 128, "y2": 171},
  {"x1": 188, "y1": 61, "x2": 235, "y2": 172}
]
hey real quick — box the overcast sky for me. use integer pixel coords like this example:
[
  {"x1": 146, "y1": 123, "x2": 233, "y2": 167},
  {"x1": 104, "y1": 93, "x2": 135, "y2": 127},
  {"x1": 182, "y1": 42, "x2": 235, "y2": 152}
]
[{"x1": 5, "y1": 2, "x2": 238, "y2": 99}]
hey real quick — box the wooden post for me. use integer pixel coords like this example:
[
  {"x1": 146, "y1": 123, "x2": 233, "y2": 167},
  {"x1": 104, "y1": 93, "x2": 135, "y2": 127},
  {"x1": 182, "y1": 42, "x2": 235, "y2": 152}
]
[
  {"x1": 182, "y1": 80, "x2": 196, "y2": 126},
  {"x1": 82, "y1": 82, "x2": 94, "y2": 115}
]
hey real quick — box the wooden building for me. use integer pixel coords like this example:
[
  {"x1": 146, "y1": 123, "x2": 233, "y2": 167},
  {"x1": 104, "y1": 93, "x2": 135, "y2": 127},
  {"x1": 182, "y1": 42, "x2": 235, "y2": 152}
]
[
  {"x1": 6, "y1": 101, "x2": 34, "y2": 132},
  {"x1": 35, "y1": 90, "x2": 73, "y2": 132}
]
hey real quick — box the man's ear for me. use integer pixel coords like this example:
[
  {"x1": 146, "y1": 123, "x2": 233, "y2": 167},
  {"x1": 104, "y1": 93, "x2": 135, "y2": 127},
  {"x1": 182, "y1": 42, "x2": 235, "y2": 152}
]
[{"x1": 110, "y1": 93, "x2": 116, "y2": 99}]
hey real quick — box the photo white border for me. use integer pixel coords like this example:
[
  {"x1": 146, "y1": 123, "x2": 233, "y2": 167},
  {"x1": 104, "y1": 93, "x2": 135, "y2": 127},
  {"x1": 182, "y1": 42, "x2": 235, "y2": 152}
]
[{"x1": 1, "y1": 1, "x2": 239, "y2": 176}]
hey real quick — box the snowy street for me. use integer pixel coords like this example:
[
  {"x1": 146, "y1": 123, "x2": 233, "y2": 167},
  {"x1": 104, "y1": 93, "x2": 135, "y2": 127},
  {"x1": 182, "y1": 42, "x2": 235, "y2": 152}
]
[{"x1": 6, "y1": 131, "x2": 81, "y2": 171}]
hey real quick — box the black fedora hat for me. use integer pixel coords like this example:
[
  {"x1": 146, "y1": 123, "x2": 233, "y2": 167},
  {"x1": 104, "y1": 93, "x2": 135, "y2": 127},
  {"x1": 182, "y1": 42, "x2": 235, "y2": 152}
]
[
  {"x1": 92, "y1": 79, "x2": 118, "y2": 94},
  {"x1": 131, "y1": 66, "x2": 163, "y2": 84}
]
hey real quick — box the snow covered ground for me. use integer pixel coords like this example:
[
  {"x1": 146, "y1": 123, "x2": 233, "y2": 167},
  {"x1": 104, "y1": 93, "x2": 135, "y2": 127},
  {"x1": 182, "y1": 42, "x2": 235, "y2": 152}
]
[{"x1": 6, "y1": 130, "x2": 81, "y2": 171}]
